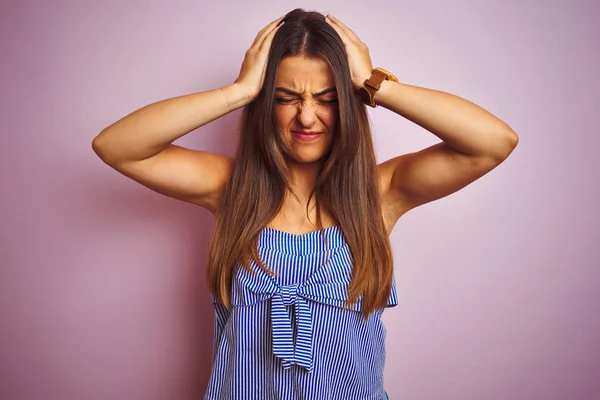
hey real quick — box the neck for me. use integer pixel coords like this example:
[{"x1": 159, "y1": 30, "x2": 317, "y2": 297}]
[{"x1": 287, "y1": 160, "x2": 321, "y2": 201}]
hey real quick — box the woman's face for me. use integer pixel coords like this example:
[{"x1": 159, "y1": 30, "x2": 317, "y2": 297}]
[{"x1": 274, "y1": 55, "x2": 339, "y2": 164}]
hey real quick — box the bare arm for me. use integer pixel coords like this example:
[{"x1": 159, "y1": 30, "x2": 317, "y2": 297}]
[
  {"x1": 91, "y1": 15, "x2": 285, "y2": 213},
  {"x1": 91, "y1": 85, "x2": 249, "y2": 213},
  {"x1": 92, "y1": 84, "x2": 249, "y2": 164}
]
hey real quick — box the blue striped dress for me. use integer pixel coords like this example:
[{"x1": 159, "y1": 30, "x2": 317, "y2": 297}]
[{"x1": 204, "y1": 225, "x2": 397, "y2": 400}]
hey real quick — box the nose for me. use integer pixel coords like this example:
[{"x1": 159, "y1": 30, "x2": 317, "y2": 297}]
[{"x1": 296, "y1": 101, "x2": 318, "y2": 127}]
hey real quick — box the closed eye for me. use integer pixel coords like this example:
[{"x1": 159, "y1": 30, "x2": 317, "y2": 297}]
[
  {"x1": 275, "y1": 98, "x2": 338, "y2": 104},
  {"x1": 276, "y1": 98, "x2": 296, "y2": 104}
]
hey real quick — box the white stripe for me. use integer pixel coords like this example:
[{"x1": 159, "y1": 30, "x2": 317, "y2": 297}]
[{"x1": 205, "y1": 225, "x2": 397, "y2": 399}]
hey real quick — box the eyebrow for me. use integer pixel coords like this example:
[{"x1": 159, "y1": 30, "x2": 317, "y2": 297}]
[{"x1": 275, "y1": 87, "x2": 337, "y2": 97}]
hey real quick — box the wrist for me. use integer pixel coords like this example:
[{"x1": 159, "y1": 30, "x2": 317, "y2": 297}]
[
  {"x1": 353, "y1": 73, "x2": 371, "y2": 91},
  {"x1": 221, "y1": 83, "x2": 253, "y2": 112},
  {"x1": 372, "y1": 79, "x2": 394, "y2": 106},
  {"x1": 358, "y1": 67, "x2": 399, "y2": 108}
]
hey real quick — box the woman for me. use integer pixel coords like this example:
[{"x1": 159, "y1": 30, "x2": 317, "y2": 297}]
[{"x1": 92, "y1": 9, "x2": 518, "y2": 400}]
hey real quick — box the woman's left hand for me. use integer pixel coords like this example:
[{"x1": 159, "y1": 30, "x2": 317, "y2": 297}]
[{"x1": 325, "y1": 14, "x2": 373, "y2": 90}]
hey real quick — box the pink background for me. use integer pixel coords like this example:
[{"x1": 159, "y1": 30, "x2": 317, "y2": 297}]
[{"x1": 1, "y1": 0, "x2": 598, "y2": 399}]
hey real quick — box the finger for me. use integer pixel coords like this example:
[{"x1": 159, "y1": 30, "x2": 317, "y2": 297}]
[
  {"x1": 258, "y1": 21, "x2": 284, "y2": 52},
  {"x1": 251, "y1": 16, "x2": 282, "y2": 47},
  {"x1": 252, "y1": 16, "x2": 285, "y2": 48},
  {"x1": 325, "y1": 16, "x2": 350, "y2": 46},
  {"x1": 326, "y1": 14, "x2": 361, "y2": 44}
]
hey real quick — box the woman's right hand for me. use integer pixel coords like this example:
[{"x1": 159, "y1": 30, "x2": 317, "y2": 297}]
[{"x1": 233, "y1": 16, "x2": 285, "y2": 102}]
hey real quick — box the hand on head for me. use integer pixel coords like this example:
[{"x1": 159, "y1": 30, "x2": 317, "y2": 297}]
[
  {"x1": 234, "y1": 16, "x2": 285, "y2": 101},
  {"x1": 324, "y1": 14, "x2": 373, "y2": 90}
]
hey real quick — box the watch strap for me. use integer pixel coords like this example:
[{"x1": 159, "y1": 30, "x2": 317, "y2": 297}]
[
  {"x1": 360, "y1": 67, "x2": 398, "y2": 107},
  {"x1": 364, "y1": 69, "x2": 389, "y2": 90}
]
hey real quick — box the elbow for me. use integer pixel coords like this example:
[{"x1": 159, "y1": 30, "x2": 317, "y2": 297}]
[
  {"x1": 505, "y1": 127, "x2": 519, "y2": 153},
  {"x1": 91, "y1": 133, "x2": 104, "y2": 154},
  {"x1": 504, "y1": 124, "x2": 519, "y2": 147},
  {"x1": 91, "y1": 132, "x2": 114, "y2": 164},
  {"x1": 493, "y1": 129, "x2": 519, "y2": 162},
  {"x1": 91, "y1": 135, "x2": 102, "y2": 153}
]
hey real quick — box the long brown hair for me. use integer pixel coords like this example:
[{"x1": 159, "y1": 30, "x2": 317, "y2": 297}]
[{"x1": 206, "y1": 8, "x2": 394, "y2": 320}]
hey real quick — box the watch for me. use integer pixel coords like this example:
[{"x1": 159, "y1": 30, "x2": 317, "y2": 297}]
[{"x1": 358, "y1": 67, "x2": 398, "y2": 108}]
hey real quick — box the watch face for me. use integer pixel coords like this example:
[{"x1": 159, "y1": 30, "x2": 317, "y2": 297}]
[{"x1": 375, "y1": 67, "x2": 399, "y2": 82}]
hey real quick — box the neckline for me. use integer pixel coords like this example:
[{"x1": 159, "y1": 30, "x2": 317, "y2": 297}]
[
  {"x1": 262, "y1": 225, "x2": 340, "y2": 238},
  {"x1": 259, "y1": 225, "x2": 345, "y2": 254}
]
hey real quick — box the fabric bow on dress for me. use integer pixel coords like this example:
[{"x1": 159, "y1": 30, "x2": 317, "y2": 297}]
[{"x1": 228, "y1": 248, "x2": 397, "y2": 373}]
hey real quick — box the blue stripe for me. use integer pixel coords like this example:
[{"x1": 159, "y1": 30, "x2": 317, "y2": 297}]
[{"x1": 205, "y1": 225, "x2": 398, "y2": 399}]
